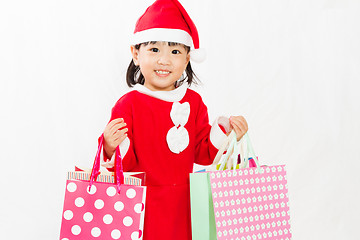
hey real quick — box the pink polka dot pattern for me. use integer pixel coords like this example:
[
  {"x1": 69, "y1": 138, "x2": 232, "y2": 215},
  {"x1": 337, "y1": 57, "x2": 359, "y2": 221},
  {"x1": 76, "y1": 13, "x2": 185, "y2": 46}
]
[
  {"x1": 209, "y1": 165, "x2": 292, "y2": 240},
  {"x1": 60, "y1": 180, "x2": 146, "y2": 239}
]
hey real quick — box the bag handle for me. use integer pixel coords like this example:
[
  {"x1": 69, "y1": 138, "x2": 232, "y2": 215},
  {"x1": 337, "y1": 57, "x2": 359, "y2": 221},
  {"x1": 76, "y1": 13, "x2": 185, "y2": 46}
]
[
  {"x1": 219, "y1": 131, "x2": 237, "y2": 171},
  {"x1": 212, "y1": 130, "x2": 260, "y2": 171},
  {"x1": 212, "y1": 130, "x2": 236, "y2": 167},
  {"x1": 240, "y1": 133, "x2": 260, "y2": 169},
  {"x1": 89, "y1": 134, "x2": 124, "y2": 194}
]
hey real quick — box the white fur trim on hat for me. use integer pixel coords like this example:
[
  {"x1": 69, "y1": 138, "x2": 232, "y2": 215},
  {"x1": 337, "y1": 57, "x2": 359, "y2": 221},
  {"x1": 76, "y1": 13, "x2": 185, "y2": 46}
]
[{"x1": 132, "y1": 28, "x2": 193, "y2": 47}]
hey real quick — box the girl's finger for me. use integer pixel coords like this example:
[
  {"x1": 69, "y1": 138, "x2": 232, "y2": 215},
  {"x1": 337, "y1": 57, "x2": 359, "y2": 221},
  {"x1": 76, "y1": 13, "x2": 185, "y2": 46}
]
[
  {"x1": 230, "y1": 118, "x2": 248, "y2": 140},
  {"x1": 230, "y1": 119, "x2": 244, "y2": 133},
  {"x1": 113, "y1": 128, "x2": 128, "y2": 140},
  {"x1": 231, "y1": 117, "x2": 248, "y2": 132},
  {"x1": 110, "y1": 122, "x2": 127, "y2": 134},
  {"x1": 232, "y1": 123, "x2": 243, "y2": 139},
  {"x1": 236, "y1": 120, "x2": 247, "y2": 134},
  {"x1": 241, "y1": 116, "x2": 248, "y2": 130},
  {"x1": 116, "y1": 133, "x2": 128, "y2": 145},
  {"x1": 107, "y1": 118, "x2": 124, "y2": 130}
]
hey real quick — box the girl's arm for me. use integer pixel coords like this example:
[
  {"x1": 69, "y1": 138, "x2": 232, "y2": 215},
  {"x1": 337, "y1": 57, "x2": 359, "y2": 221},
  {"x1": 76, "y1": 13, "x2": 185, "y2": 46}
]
[
  {"x1": 194, "y1": 100, "x2": 225, "y2": 165},
  {"x1": 193, "y1": 99, "x2": 248, "y2": 166},
  {"x1": 101, "y1": 95, "x2": 137, "y2": 172}
]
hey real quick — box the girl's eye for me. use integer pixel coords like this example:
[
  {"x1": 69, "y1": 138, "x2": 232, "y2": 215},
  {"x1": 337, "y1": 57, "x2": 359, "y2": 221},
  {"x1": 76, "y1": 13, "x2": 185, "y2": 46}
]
[
  {"x1": 172, "y1": 50, "x2": 181, "y2": 54},
  {"x1": 150, "y1": 48, "x2": 159, "y2": 52}
]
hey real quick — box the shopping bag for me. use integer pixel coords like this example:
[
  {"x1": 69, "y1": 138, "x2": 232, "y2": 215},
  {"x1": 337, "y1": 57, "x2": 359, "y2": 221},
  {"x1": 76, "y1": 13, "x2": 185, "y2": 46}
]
[
  {"x1": 209, "y1": 165, "x2": 291, "y2": 240},
  {"x1": 190, "y1": 132, "x2": 292, "y2": 240},
  {"x1": 190, "y1": 131, "x2": 244, "y2": 240},
  {"x1": 190, "y1": 171, "x2": 217, "y2": 240},
  {"x1": 59, "y1": 135, "x2": 146, "y2": 240}
]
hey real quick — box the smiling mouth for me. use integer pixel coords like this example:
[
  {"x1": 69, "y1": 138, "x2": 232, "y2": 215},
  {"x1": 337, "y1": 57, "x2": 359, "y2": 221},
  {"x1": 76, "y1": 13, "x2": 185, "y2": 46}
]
[{"x1": 155, "y1": 70, "x2": 171, "y2": 75}]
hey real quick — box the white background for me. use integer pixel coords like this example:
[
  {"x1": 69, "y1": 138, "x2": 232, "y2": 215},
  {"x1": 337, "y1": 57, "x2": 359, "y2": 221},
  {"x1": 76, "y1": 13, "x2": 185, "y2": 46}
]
[{"x1": 1, "y1": 0, "x2": 359, "y2": 239}]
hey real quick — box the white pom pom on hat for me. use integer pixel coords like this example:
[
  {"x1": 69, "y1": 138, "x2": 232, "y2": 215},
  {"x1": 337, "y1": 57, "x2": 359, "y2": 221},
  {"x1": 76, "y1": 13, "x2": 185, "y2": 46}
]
[
  {"x1": 132, "y1": 0, "x2": 206, "y2": 63},
  {"x1": 190, "y1": 48, "x2": 206, "y2": 63}
]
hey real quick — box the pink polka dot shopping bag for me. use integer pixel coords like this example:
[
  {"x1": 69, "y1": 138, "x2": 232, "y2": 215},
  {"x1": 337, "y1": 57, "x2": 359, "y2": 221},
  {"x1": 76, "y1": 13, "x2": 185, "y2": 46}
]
[
  {"x1": 190, "y1": 132, "x2": 292, "y2": 240},
  {"x1": 59, "y1": 135, "x2": 146, "y2": 240}
]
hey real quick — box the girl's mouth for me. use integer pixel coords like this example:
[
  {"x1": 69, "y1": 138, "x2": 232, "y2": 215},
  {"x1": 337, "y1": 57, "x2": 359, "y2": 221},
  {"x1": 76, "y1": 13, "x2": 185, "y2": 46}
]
[
  {"x1": 155, "y1": 70, "x2": 170, "y2": 74},
  {"x1": 155, "y1": 70, "x2": 171, "y2": 76}
]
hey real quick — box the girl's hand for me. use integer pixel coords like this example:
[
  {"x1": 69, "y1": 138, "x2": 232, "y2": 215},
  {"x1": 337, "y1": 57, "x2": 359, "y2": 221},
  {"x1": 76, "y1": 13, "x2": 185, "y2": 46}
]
[
  {"x1": 103, "y1": 118, "x2": 128, "y2": 159},
  {"x1": 229, "y1": 116, "x2": 248, "y2": 141}
]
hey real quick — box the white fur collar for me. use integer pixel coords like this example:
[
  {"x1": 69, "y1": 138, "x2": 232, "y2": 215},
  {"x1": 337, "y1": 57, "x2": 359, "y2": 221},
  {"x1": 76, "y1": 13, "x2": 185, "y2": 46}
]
[{"x1": 132, "y1": 83, "x2": 188, "y2": 102}]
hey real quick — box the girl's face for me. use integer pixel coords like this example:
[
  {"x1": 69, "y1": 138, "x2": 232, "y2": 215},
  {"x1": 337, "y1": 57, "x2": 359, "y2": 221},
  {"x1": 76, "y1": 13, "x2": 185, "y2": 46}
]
[{"x1": 131, "y1": 42, "x2": 190, "y2": 91}]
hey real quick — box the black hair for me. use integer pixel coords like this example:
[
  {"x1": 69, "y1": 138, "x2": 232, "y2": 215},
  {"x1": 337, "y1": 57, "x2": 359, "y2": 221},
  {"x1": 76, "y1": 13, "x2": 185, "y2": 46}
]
[{"x1": 126, "y1": 41, "x2": 199, "y2": 88}]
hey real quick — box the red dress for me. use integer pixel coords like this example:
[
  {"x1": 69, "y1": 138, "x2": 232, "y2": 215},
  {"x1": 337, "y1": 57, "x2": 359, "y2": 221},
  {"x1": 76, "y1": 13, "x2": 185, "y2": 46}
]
[{"x1": 103, "y1": 84, "x2": 227, "y2": 240}]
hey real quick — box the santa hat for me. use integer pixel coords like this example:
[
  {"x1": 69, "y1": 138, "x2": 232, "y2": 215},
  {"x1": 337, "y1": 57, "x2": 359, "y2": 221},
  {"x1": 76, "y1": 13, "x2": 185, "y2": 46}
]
[{"x1": 132, "y1": 0, "x2": 206, "y2": 63}]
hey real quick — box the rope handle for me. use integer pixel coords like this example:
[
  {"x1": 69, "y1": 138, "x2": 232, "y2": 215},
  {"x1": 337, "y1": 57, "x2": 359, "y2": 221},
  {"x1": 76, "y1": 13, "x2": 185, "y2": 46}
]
[
  {"x1": 212, "y1": 131, "x2": 260, "y2": 171},
  {"x1": 89, "y1": 134, "x2": 124, "y2": 194}
]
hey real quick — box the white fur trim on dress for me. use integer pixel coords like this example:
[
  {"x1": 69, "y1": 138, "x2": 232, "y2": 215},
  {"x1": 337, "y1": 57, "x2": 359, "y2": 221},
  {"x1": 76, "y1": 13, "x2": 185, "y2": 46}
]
[
  {"x1": 133, "y1": 83, "x2": 188, "y2": 102},
  {"x1": 170, "y1": 102, "x2": 190, "y2": 127},
  {"x1": 166, "y1": 101, "x2": 190, "y2": 154},
  {"x1": 210, "y1": 116, "x2": 230, "y2": 149},
  {"x1": 166, "y1": 126, "x2": 190, "y2": 154},
  {"x1": 101, "y1": 137, "x2": 130, "y2": 168},
  {"x1": 132, "y1": 28, "x2": 194, "y2": 48}
]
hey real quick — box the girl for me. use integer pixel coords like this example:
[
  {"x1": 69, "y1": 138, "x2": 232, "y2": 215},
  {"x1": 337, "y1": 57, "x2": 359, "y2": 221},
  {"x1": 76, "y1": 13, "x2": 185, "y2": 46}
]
[{"x1": 101, "y1": 0, "x2": 248, "y2": 239}]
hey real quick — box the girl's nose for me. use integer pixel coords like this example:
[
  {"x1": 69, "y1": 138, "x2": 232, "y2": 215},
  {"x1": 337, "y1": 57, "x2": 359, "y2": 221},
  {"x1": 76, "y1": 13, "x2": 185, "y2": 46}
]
[{"x1": 157, "y1": 53, "x2": 171, "y2": 65}]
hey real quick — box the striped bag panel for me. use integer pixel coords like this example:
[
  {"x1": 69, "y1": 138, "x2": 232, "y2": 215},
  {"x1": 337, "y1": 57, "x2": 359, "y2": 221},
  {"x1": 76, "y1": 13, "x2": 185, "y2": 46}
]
[{"x1": 67, "y1": 171, "x2": 142, "y2": 186}]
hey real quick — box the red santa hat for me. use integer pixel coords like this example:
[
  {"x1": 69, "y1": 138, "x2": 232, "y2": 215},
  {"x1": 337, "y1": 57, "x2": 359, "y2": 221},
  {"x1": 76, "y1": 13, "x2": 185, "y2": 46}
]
[{"x1": 132, "y1": 0, "x2": 206, "y2": 63}]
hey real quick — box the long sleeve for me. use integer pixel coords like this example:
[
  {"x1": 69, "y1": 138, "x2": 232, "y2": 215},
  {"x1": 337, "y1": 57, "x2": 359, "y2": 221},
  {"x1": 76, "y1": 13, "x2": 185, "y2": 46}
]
[
  {"x1": 101, "y1": 94, "x2": 138, "y2": 172},
  {"x1": 193, "y1": 97, "x2": 228, "y2": 165}
]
